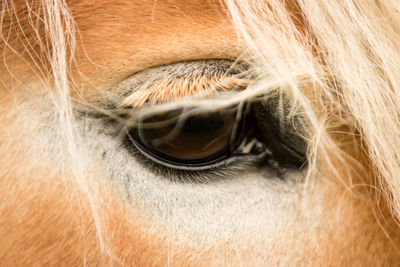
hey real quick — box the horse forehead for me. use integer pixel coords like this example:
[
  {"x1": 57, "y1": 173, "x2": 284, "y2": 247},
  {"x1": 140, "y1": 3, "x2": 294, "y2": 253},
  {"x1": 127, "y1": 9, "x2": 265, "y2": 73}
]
[{"x1": 68, "y1": 0, "x2": 243, "y2": 96}]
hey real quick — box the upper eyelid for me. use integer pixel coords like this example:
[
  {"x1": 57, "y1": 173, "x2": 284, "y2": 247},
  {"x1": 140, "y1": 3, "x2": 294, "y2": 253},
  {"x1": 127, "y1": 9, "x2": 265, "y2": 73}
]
[
  {"x1": 118, "y1": 75, "x2": 249, "y2": 109},
  {"x1": 103, "y1": 59, "x2": 249, "y2": 109}
]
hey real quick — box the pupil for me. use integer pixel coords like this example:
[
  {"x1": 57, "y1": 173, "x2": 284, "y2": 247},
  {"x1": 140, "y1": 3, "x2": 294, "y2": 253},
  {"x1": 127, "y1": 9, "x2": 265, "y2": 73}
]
[{"x1": 131, "y1": 108, "x2": 238, "y2": 164}]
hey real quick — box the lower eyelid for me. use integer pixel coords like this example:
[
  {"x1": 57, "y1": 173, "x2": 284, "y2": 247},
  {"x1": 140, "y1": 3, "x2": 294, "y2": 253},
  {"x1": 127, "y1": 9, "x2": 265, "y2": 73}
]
[
  {"x1": 121, "y1": 138, "x2": 262, "y2": 183},
  {"x1": 125, "y1": 125, "x2": 270, "y2": 172}
]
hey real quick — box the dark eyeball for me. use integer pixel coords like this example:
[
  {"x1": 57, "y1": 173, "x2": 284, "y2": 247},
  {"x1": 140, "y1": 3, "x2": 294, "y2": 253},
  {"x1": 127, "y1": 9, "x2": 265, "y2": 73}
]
[
  {"x1": 127, "y1": 107, "x2": 242, "y2": 166},
  {"x1": 125, "y1": 95, "x2": 308, "y2": 171}
]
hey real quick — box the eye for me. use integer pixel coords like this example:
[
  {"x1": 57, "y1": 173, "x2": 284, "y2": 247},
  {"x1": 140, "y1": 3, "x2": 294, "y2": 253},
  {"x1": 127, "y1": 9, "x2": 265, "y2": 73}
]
[
  {"x1": 126, "y1": 105, "x2": 251, "y2": 170},
  {"x1": 102, "y1": 59, "x2": 308, "y2": 172},
  {"x1": 127, "y1": 106, "x2": 239, "y2": 163},
  {"x1": 125, "y1": 96, "x2": 308, "y2": 171}
]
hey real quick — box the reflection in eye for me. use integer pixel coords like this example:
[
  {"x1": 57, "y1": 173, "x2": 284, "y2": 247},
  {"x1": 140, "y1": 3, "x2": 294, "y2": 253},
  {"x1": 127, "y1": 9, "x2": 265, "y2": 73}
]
[
  {"x1": 126, "y1": 106, "x2": 247, "y2": 170},
  {"x1": 136, "y1": 108, "x2": 238, "y2": 161},
  {"x1": 125, "y1": 98, "x2": 308, "y2": 171}
]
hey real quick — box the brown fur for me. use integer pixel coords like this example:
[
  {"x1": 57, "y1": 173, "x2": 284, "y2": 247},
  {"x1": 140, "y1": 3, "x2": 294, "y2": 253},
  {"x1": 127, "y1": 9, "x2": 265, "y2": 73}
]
[{"x1": 1, "y1": 0, "x2": 400, "y2": 266}]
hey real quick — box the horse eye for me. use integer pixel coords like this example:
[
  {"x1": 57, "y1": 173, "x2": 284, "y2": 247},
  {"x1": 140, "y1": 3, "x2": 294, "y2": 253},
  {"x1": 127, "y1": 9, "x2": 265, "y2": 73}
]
[
  {"x1": 126, "y1": 107, "x2": 246, "y2": 169},
  {"x1": 125, "y1": 99, "x2": 307, "y2": 171}
]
